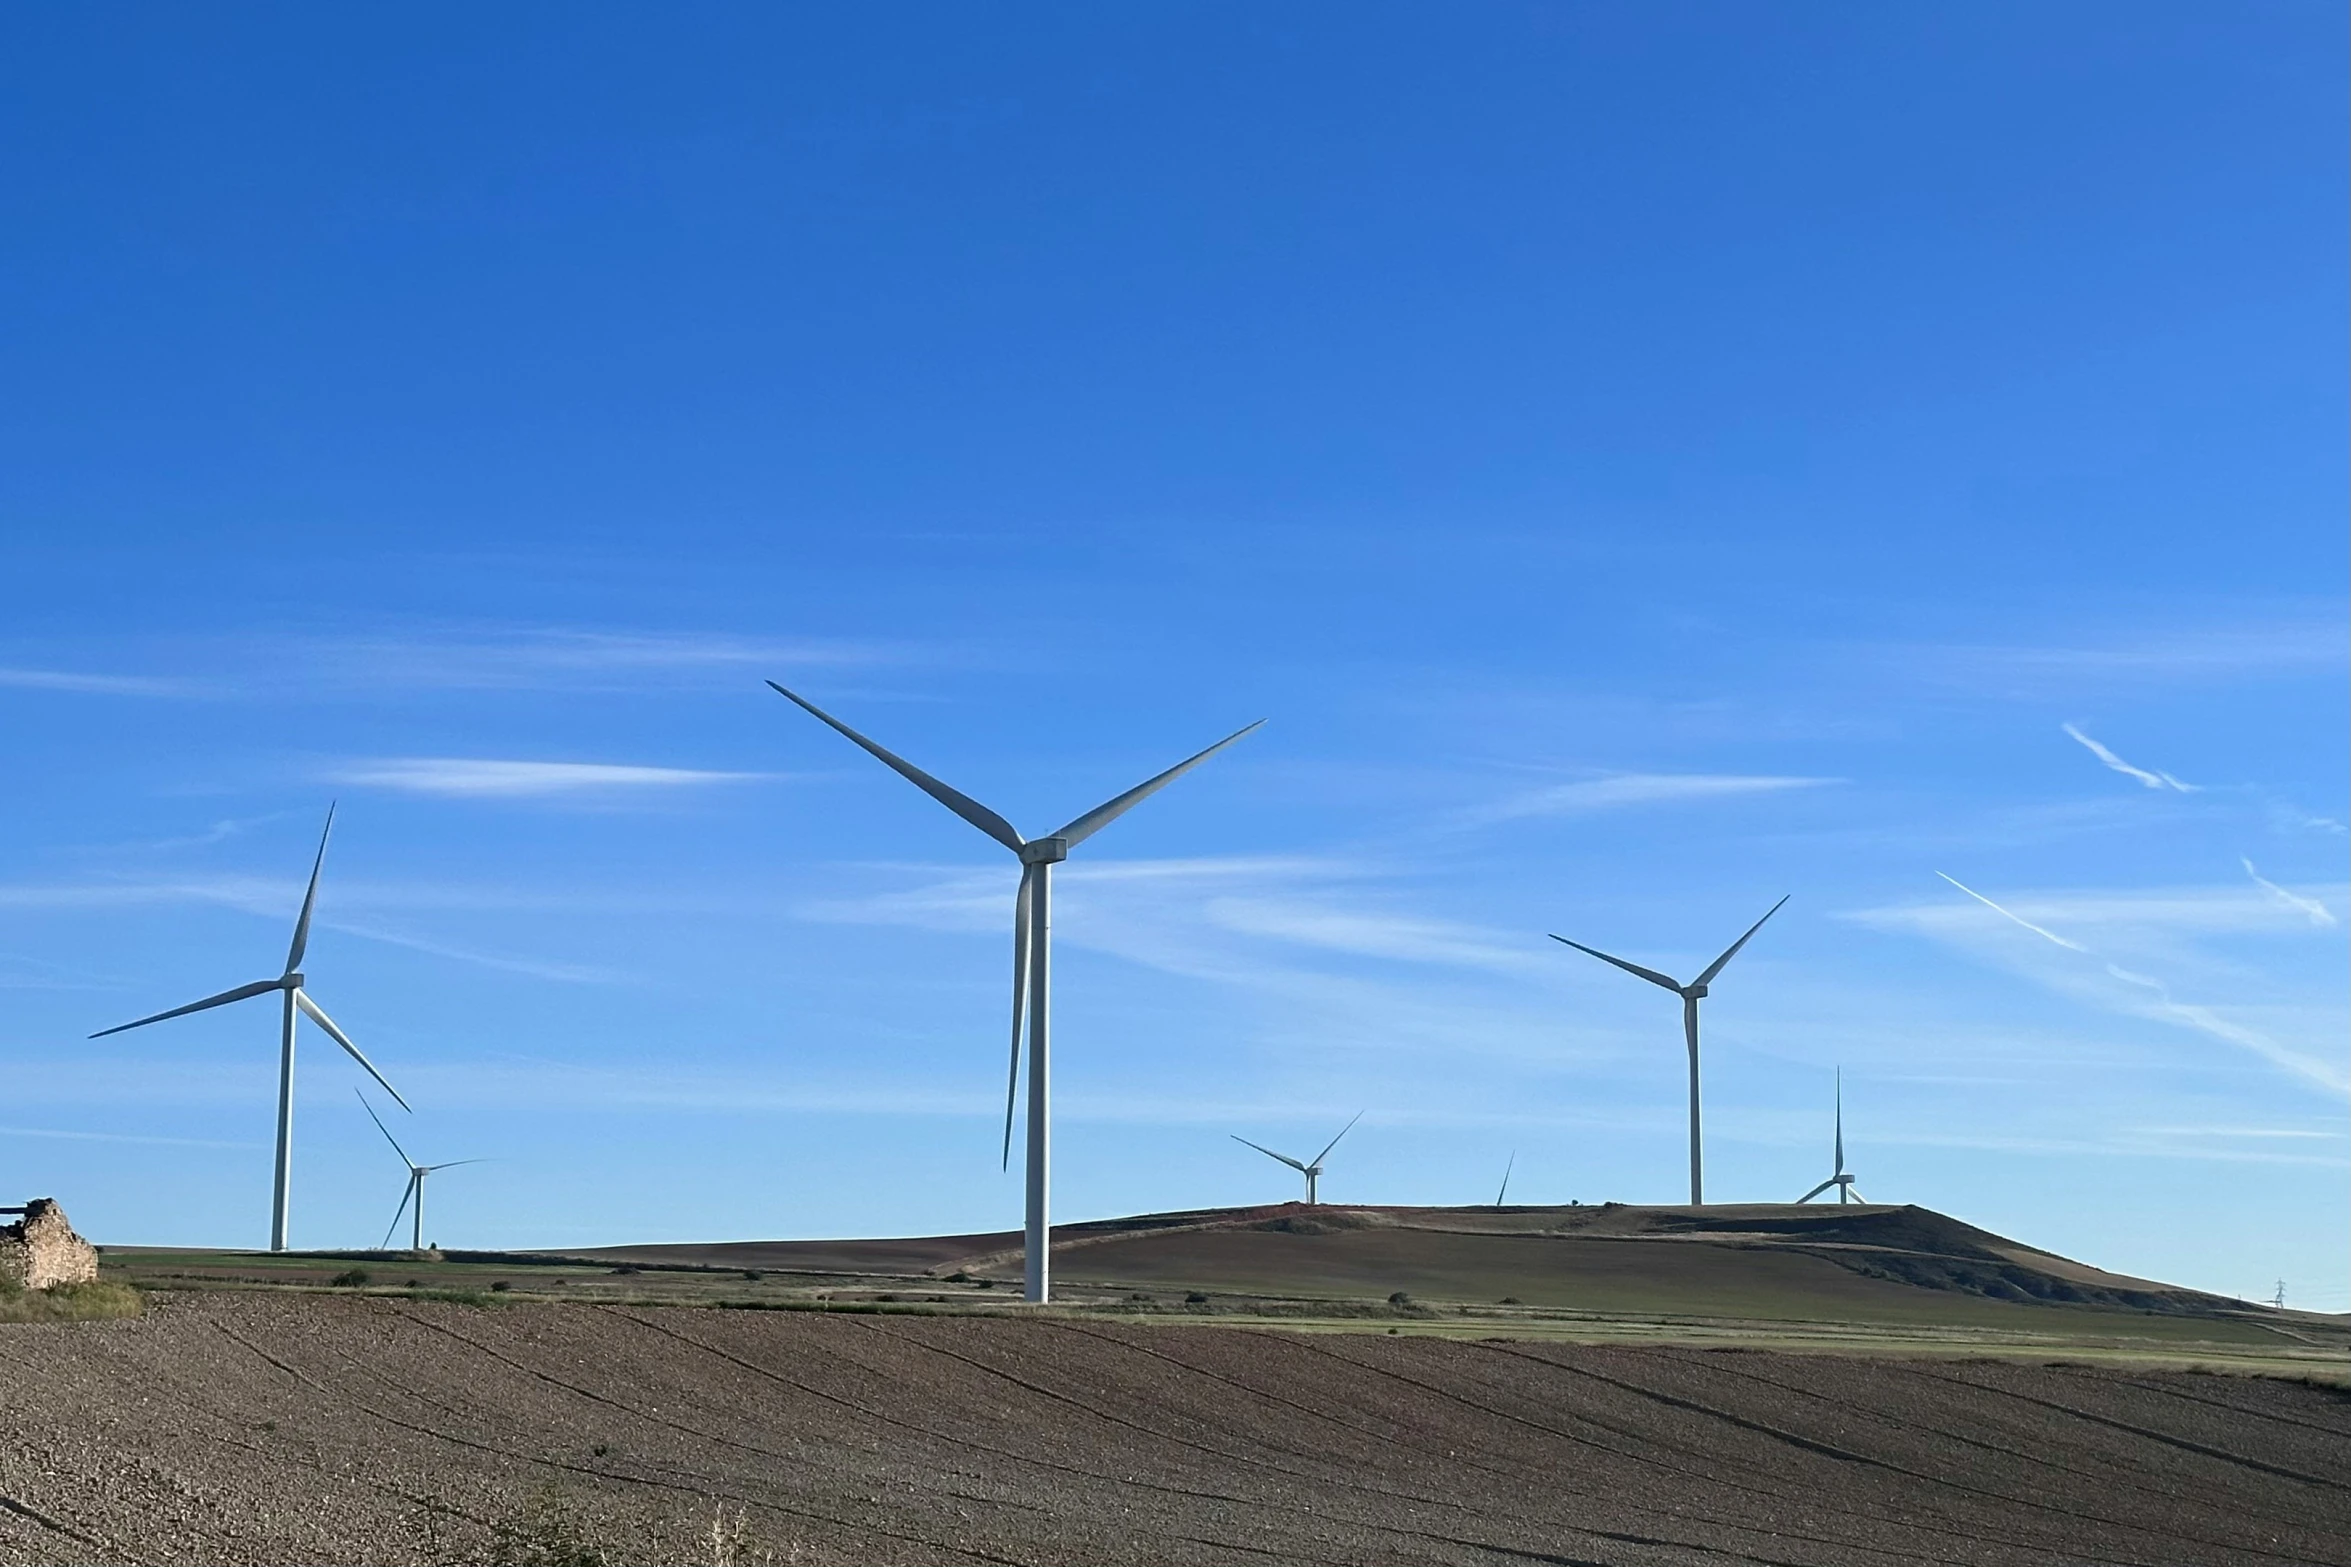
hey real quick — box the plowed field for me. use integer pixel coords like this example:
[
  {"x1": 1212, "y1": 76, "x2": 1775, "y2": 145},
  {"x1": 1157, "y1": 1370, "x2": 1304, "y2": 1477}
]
[{"x1": 3, "y1": 1293, "x2": 2345, "y2": 1566}]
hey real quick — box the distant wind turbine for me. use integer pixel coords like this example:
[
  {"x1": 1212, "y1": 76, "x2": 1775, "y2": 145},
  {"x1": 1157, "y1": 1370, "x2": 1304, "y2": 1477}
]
[
  {"x1": 1550, "y1": 896, "x2": 1788, "y2": 1206},
  {"x1": 358, "y1": 1091, "x2": 483, "y2": 1252},
  {"x1": 1494, "y1": 1150, "x2": 1516, "y2": 1208},
  {"x1": 769, "y1": 682, "x2": 1260, "y2": 1304},
  {"x1": 1795, "y1": 1068, "x2": 1865, "y2": 1205},
  {"x1": 90, "y1": 806, "x2": 407, "y2": 1251},
  {"x1": 1231, "y1": 1111, "x2": 1362, "y2": 1205}
]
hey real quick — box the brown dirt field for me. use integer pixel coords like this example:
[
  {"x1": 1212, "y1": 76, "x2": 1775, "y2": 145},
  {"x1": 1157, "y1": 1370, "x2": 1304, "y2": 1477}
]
[{"x1": 3, "y1": 1293, "x2": 2347, "y2": 1566}]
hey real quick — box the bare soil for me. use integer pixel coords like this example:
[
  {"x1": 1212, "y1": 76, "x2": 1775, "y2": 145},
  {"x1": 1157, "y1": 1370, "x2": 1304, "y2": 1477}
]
[{"x1": 3, "y1": 1291, "x2": 2346, "y2": 1566}]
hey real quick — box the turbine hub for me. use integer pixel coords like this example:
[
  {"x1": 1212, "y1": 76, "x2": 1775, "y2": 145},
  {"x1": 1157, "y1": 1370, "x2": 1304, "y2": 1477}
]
[
  {"x1": 1684, "y1": 983, "x2": 1708, "y2": 1000},
  {"x1": 1018, "y1": 837, "x2": 1069, "y2": 865}
]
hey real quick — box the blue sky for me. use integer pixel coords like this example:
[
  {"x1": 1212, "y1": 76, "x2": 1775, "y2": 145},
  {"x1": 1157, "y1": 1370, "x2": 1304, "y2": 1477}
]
[{"x1": 3, "y1": 4, "x2": 2343, "y2": 1308}]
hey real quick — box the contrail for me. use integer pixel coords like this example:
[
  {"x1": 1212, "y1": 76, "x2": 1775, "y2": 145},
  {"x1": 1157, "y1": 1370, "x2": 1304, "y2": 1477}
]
[
  {"x1": 1934, "y1": 871, "x2": 2088, "y2": 951},
  {"x1": 2243, "y1": 859, "x2": 2336, "y2": 927},
  {"x1": 2062, "y1": 723, "x2": 2197, "y2": 792},
  {"x1": 1934, "y1": 872, "x2": 2347, "y2": 1097},
  {"x1": 2102, "y1": 963, "x2": 2346, "y2": 1096}
]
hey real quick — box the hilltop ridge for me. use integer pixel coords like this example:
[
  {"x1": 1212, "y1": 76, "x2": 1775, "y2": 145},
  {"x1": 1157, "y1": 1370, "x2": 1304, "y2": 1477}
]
[{"x1": 546, "y1": 1201, "x2": 2261, "y2": 1325}]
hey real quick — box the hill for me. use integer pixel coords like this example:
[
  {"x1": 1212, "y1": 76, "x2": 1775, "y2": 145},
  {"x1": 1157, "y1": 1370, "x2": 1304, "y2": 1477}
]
[{"x1": 559, "y1": 1200, "x2": 2294, "y2": 1332}]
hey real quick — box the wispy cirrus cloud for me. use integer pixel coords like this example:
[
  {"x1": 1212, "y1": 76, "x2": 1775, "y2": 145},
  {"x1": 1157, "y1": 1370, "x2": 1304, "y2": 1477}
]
[
  {"x1": 0, "y1": 666, "x2": 209, "y2": 698},
  {"x1": 331, "y1": 758, "x2": 771, "y2": 799},
  {"x1": 1463, "y1": 772, "x2": 1838, "y2": 826},
  {"x1": 0, "y1": 1123, "x2": 263, "y2": 1151},
  {"x1": 2061, "y1": 723, "x2": 2198, "y2": 792},
  {"x1": 1929, "y1": 620, "x2": 2347, "y2": 693},
  {"x1": 0, "y1": 874, "x2": 618, "y2": 984},
  {"x1": 1204, "y1": 899, "x2": 1538, "y2": 973},
  {"x1": 304, "y1": 627, "x2": 907, "y2": 693}
]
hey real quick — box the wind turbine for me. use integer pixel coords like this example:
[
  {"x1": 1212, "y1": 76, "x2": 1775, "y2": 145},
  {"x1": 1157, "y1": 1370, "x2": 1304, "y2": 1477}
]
[
  {"x1": 358, "y1": 1091, "x2": 483, "y2": 1251},
  {"x1": 90, "y1": 805, "x2": 406, "y2": 1251},
  {"x1": 769, "y1": 682, "x2": 1260, "y2": 1304},
  {"x1": 1231, "y1": 1111, "x2": 1362, "y2": 1206},
  {"x1": 1550, "y1": 896, "x2": 1787, "y2": 1206},
  {"x1": 1795, "y1": 1069, "x2": 1865, "y2": 1205}
]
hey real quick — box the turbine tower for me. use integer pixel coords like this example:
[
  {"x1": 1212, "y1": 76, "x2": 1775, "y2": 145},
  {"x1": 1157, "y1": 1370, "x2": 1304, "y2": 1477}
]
[
  {"x1": 1231, "y1": 1111, "x2": 1362, "y2": 1205},
  {"x1": 1795, "y1": 1068, "x2": 1865, "y2": 1204},
  {"x1": 358, "y1": 1091, "x2": 483, "y2": 1251},
  {"x1": 1550, "y1": 895, "x2": 1787, "y2": 1206},
  {"x1": 770, "y1": 682, "x2": 1260, "y2": 1304},
  {"x1": 90, "y1": 806, "x2": 407, "y2": 1251}
]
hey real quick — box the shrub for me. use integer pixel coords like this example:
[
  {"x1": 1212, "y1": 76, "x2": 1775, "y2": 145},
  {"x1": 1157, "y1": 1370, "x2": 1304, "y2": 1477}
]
[
  {"x1": 1184, "y1": 1291, "x2": 1209, "y2": 1305},
  {"x1": 491, "y1": 1281, "x2": 512, "y2": 1293},
  {"x1": 0, "y1": 1279, "x2": 144, "y2": 1324},
  {"x1": 1499, "y1": 1296, "x2": 1522, "y2": 1305},
  {"x1": 1387, "y1": 1291, "x2": 1413, "y2": 1306},
  {"x1": 331, "y1": 1269, "x2": 370, "y2": 1288},
  {"x1": 740, "y1": 1269, "x2": 763, "y2": 1282}
]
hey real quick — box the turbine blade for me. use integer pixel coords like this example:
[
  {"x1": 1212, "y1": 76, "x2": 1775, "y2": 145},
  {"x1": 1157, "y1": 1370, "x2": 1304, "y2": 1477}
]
[
  {"x1": 1847, "y1": 1186, "x2": 1866, "y2": 1204},
  {"x1": 1495, "y1": 1150, "x2": 1515, "y2": 1208},
  {"x1": 1547, "y1": 936, "x2": 1683, "y2": 993},
  {"x1": 355, "y1": 1087, "x2": 415, "y2": 1168},
  {"x1": 294, "y1": 990, "x2": 409, "y2": 1111},
  {"x1": 1796, "y1": 1178, "x2": 1836, "y2": 1204},
  {"x1": 380, "y1": 1174, "x2": 416, "y2": 1251},
  {"x1": 1049, "y1": 720, "x2": 1264, "y2": 848},
  {"x1": 89, "y1": 978, "x2": 281, "y2": 1038},
  {"x1": 767, "y1": 683, "x2": 1023, "y2": 851},
  {"x1": 285, "y1": 803, "x2": 336, "y2": 973},
  {"x1": 1002, "y1": 864, "x2": 1034, "y2": 1171},
  {"x1": 424, "y1": 1159, "x2": 488, "y2": 1171},
  {"x1": 1309, "y1": 1109, "x2": 1364, "y2": 1170},
  {"x1": 1230, "y1": 1134, "x2": 1307, "y2": 1173},
  {"x1": 1692, "y1": 895, "x2": 1790, "y2": 989}
]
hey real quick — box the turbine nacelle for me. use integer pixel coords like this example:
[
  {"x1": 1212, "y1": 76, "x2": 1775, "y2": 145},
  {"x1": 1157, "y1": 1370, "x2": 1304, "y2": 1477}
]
[
  {"x1": 1682, "y1": 982, "x2": 1708, "y2": 1000},
  {"x1": 1018, "y1": 837, "x2": 1070, "y2": 865},
  {"x1": 281, "y1": 972, "x2": 304, "y2": 989}
]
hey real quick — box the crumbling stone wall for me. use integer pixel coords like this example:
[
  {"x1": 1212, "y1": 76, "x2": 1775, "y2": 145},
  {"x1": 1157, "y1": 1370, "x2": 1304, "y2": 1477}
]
[{"x1": 0, "y1": 1199, "x2": 99, "y2": 1290}]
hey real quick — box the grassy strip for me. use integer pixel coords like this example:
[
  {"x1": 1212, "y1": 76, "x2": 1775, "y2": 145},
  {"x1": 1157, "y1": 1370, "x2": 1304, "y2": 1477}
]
[{"x1": 0, "y1": 1279, "x2": 144, "y2": 1324}]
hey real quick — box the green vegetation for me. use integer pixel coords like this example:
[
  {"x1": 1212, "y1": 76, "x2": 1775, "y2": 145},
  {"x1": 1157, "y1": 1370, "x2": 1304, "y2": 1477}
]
[{"x1": 0, "y1": 1278, "x2": 144, "y2": 1323}]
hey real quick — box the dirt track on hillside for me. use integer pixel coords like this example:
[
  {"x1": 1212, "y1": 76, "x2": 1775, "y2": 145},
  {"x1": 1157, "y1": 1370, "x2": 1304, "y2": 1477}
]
[{"x1": 2, "y1": 1294, "x2": 2345, "y2": 1566}]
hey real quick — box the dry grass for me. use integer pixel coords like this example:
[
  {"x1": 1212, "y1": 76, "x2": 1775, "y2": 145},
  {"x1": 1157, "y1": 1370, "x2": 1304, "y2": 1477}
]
[{"x1": 0, "y1": 1277, "x2": 144, "y2": 1323}]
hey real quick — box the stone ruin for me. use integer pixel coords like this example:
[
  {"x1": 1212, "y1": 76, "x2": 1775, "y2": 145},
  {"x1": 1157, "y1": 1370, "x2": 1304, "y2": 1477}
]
[{"x1": 0, "y1": 1199, "x2": 100, "y2": 1290}]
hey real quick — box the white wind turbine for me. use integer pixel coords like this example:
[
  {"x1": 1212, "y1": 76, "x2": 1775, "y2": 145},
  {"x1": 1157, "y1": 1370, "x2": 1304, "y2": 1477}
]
[
  {"x1": 90, "y1": 805, "x2": 407, "y2": 1251},
  {"x1": 358, "y1": 1091, "x2": 484, "y2": 1251},
  {"x1": 1795, "y1": 1068, "x2": 1865, "y2": 1205},
  {"x1": 769, "y1": 682, "x2": 1260, "y2": 1304},
  {"x1": 1550, "y1": 896, "x2": 1787, "y2": 1206},
  {"x1": 1231, "y1": 1111, "x2": 1362, "y2": 1206}
]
